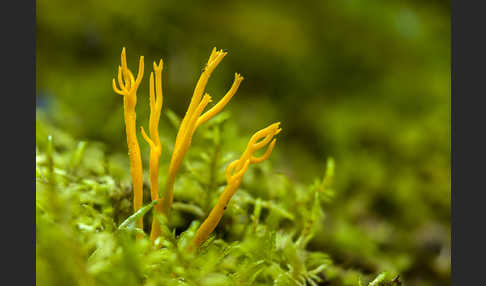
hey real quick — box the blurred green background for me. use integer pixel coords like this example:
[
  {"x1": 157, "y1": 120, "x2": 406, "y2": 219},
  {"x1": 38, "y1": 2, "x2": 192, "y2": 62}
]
[{"x1": 36, "y1": 0, "x2": 450, "y2": 285}]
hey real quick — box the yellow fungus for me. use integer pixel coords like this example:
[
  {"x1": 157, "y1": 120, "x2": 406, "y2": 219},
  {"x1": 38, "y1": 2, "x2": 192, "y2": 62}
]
[
  {"x1": 112, "y1": 47, "x2": 145, "y2": 232},
  {"x1": 140, "y1": 60, "x2": 164, "y2": 242},
  {"x1": 110, "y1": 46, "x2": 277, "y2": 246},
  {"x1": 158, "y1": 47, "x2": 244, "y2": 222},
  {"x1": 189, "y1": 122, "x2": 281, "y2": 250}
]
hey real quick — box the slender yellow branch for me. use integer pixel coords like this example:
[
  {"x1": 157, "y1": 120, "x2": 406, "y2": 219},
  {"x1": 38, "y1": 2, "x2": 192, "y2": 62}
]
[
  {"x1": 112, "y1": 47, "x2": 145, "y2": 232},
  {"x1": 140, "y1": 60, "x2": 165, "y2": 242},
  {"x1": 189, "y1": 122, "x2": 281, "y2": 251},
  {"x1": 196, "y1": 73, "x2": 244, "y2": 128},
  {"x1": 157, "y1": 47, "x2": 243, "y2": 224}
]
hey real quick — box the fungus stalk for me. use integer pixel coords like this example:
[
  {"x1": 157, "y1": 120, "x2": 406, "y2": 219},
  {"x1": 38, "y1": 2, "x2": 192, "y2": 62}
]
[
  {"x1": 158, "y1": 47, "x2": 244, "y2": 221},
  {"x1": 140, "y1": 60, "x2": 164, "y2": 242},
  {"x1": 189, "y1": 122, "x2": 281, "y2": 251},
  {"x1": 112, "y1": 48, "x2": 145, "y2": 231}
]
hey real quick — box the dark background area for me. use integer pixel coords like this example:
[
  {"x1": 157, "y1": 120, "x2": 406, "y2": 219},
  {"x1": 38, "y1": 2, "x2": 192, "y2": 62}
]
[{"x1": 36, "y1": 0, "x2": 450, "y2": 285}]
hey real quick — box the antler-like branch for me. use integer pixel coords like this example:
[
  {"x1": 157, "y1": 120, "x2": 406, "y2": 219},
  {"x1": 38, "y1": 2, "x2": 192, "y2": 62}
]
[
  {"x1": 112, "y1": 47, "x2": 145, "y2": 234},
  {"x1": 157, "y1": 48, "x2": 243, "y2": 224},
  {"x1": 189, "y1": 122, "x2": 281, "y2": 250}
]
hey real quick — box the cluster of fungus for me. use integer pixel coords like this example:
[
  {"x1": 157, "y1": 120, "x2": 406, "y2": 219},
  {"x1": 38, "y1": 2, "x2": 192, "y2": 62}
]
[{"x1": 112, "y1": 47, "x2": 281, "y2": 250}]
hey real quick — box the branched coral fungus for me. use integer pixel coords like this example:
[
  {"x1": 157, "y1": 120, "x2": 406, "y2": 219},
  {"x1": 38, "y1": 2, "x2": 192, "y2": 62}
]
[
  {"x1": 112, "y1": 48, "x2": 145, "y2": 231},
  {"x1": 158, "y1": 48, "x2": 244, "y2": 221},
  {"x1": 140, "y1": 60, "x2": 164, "y2": 242},
  {"x1": 189, "y1": 122, "x2": 281, "y2": 250},
  {"x1": 111, "y1": 47, "x2": 277, "y2": 246}
]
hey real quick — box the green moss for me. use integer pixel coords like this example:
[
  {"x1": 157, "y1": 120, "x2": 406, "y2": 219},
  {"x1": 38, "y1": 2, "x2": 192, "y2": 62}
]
[{"x1": 36, "y1": 111, "x2": 406, "y2": 285}]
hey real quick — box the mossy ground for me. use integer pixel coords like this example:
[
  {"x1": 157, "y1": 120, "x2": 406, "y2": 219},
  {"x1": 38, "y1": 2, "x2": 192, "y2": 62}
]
[
  {"x1": 36, "y1": 101, "x2": 451, "y2": 285},
  {"x1": 37, "y1": 111, "x2": 410, "y2": 286}
]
